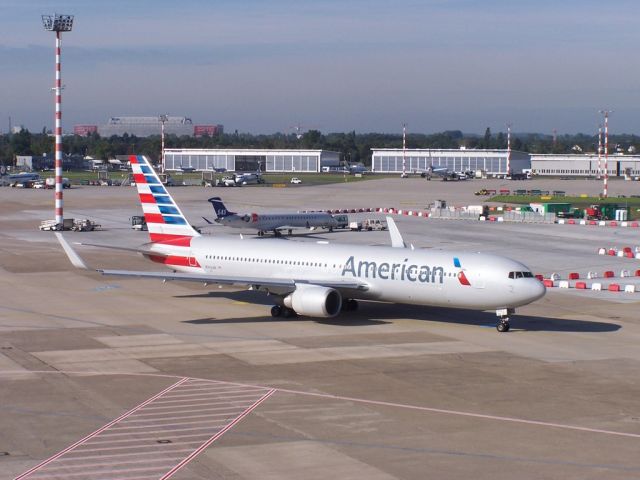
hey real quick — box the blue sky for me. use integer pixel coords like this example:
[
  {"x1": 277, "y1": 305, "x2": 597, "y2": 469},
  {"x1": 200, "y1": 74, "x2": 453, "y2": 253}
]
[{"x1": 2, "y1": 0, "x2": 640, "y2": 134}]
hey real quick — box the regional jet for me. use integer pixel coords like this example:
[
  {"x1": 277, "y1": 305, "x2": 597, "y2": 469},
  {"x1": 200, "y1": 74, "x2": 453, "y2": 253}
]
[
  {"x1": 57, "y1": 155, "x2": 545, "y2": 332},
  {"x1": 205, "y1": 197, "x2": 338, "y2": 236}
]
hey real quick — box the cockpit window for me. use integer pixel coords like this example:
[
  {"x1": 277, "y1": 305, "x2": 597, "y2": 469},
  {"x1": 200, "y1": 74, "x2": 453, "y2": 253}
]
[{"x1": 508, "y1": 271, "x2": 533, "y2": 279}]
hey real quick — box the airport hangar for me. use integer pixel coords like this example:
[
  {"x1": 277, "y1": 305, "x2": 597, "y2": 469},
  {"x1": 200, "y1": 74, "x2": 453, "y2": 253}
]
[
  {"x1": 370, "y1": 148, "x2": 531, "y2": 176},
  {"x1": 530, "y1": 153, "x2": 640, "y2": 177},
  {"x1": 164, "y1": 148, "x2": 341, "y2": 173}
]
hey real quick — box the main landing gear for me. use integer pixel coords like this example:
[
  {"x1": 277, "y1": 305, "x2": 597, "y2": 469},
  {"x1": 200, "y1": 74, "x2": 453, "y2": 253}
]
[
  {"x1": 342, "y1": 299, "x2": 358, "y2": 311},
  {"x1": 270, "y1": 305, "x2": 297, "y2": 318},
  {"x1": 495, "y1": 308, "x2": 514, "y2": 332}
]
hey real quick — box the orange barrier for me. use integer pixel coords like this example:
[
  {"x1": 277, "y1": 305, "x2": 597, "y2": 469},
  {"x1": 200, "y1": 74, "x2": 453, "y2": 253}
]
[
  {"x1": 543, "y1": 279, "x2": 554, "y2": 287},
  {"x1": 575, "y1": 282, "x2": 587, "y2": 289},
  {"x1": 535, "y1": 274, "x2": 544, "y2": 281},
  {"x1": 604, "y1": 271, "x2": 614, "y2": 278},
  {"x1": 568, "y1": 273, "x2": 580, "y2": 280},
  {"x1": 608, "y1": 284, "x2": 621, "y2": 292}
]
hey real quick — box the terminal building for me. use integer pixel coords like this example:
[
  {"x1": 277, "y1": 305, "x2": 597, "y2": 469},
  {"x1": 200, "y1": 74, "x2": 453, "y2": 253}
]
[
  {"x1": 371, "y1": 148, "x2": 531, "y2": 176},
  {"x1": 75, "y1": 116, "x2": 223, "y2": 138},
  {"x1": 164, "y1": 149, "x2": 341, "y2": 173},
  {"x1": 530, "y1": 154, "x2": 640, "y2": 178}
]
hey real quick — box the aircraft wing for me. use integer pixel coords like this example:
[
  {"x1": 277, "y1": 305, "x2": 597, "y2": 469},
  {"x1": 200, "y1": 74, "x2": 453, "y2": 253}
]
[
  {"x1": 99, "y1": 269, "x2": 369, "y2": 291},
  {"x1": 57, "y1": 233, "x2": 369, "y2": 291}
]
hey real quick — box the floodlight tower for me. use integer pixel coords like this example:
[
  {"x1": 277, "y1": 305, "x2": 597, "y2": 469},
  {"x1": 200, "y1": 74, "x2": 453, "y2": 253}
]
[
  {"x1": 599, "y1": 110, "x2": 613, "y2": 198},
  {"x1": 402, "y1": 123, "x2": 407, "y2": 178},
  {"x1": 597, "y1": 124, "x2": 602, "y2": 179},
  {"x1": 42, "y1": 14, "x2": 73, "y2": 224},
  {"x1": 506, "y1": 123, "x2": 512, "y2": 176},
  {"x1": 159, "y1": 114, "x2": 168, "y2": 173}
]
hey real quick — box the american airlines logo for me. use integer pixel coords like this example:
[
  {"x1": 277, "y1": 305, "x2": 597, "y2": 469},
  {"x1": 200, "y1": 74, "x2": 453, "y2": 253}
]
[{"x1": 341, "y1": 256, "x2": 444, "y2": 284}]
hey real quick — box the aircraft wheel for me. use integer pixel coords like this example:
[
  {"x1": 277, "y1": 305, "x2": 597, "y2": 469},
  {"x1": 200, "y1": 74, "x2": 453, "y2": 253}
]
[
  {"x1": 342, "y1": 299, "x2": 358, "y2": 311},
  {"x1": 282, "y1": 307, "x2": 297, "y2": 318},
  {"x1": 271, "y1": 305, "x2": 282, "y2": 317},
  {"x1": 496, "y1": 319, "x2": 510, "y2": 332}
]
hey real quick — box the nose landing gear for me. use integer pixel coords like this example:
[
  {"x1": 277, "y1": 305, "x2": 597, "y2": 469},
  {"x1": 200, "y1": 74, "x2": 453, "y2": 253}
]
[
  {"x1": 495, "y1": 308, "x2": 514, "y2": 332},
  {"x1": 497, "y1": 318, "x2": 510, "y2": 332}
]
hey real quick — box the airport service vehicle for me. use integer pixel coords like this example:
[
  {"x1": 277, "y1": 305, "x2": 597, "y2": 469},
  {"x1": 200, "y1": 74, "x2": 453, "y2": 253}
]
[
  {"x1": 349, "y1": 221, "x2": 363, "y2": 231},
  {"x1": 40, "y1": 218, "x2": 74, "y2": 231},
  {"x1": 56, "y1": 155, "x2": 546, "y2": 332},
  {"x1": 290, "y1": 177, "x2": 302, "y2": 184},
  {"x1": 206, "y1": 197, "x2": 339, "y2": 236},
  {"x1": 45, "y1": 177, "x2": 71, "y2": 189},
  {"x1": 363, "y1": 218, "x2": 387, "y2": 231},
  {"x1": 130, "y1": 215, "x2": 148, "y2": 231}
]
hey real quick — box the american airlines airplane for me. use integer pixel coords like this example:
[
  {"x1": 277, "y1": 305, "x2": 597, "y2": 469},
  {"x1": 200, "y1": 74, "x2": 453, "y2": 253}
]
[
  {"x1": 57, "y1": 155, "x2": 545, "y2": 332},
  {"x1": 206, "y1": 197, "x2": 338, "y2": 236}
]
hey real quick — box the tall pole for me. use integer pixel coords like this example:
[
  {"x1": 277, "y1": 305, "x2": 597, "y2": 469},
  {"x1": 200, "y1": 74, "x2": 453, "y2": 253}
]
[
  {"x1": 54, "y1": 31, "x2": 63, "y2": 223},
  {"x1": 597, "y1": 125, "x2": 602, "y2": 179},
  {"x1": 159, "y1": 114, "x2": 168, "y2": 173},
  {"x1": 506, "y1": 123, "x2": 512, "y2": 176},
  {"x1": 599, "y1": 110, "x2": 612, "y2": 198},
  {"x1": 42, "y1": 14, "x2": 73, "y2": 225},
  {"x1": 402, "y1": 123, "x2": 407, "y2": 177}
]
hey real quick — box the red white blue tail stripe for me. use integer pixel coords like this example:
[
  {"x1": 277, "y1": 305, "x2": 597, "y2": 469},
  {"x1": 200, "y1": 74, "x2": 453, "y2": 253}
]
[{"x1": 130, "y1": 155, "x2": 200, "y2": 246}]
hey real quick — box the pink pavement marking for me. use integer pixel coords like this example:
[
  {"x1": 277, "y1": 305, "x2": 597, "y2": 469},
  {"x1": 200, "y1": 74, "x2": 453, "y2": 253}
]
[{"x1": 15, "y1": 378, "x2": 275, "y2": 480}]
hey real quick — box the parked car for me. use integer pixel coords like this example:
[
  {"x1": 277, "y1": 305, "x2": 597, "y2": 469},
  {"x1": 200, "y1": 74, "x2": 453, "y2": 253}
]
[{"x1": 290, "y1": 177, "x2": 302, "y2": 184}]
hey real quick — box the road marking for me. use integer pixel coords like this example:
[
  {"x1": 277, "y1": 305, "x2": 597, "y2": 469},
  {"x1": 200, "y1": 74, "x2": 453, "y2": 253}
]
[{"x1": 15, "y1": 378, "x2": 275, "y2": 480}]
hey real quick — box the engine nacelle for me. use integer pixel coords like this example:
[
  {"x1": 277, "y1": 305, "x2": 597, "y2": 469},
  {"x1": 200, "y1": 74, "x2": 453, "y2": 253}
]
[{"x1": 283, "y1": 285, "x2": 342, "y2": 318}]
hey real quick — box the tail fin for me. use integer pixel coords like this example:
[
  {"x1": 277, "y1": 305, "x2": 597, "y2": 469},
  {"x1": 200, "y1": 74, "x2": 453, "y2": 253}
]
[
  {"x1": 130, "y1": 155, "x2": 200, "y2": 245},
  {"x1": 208, "y1": 197, "x2": 235, "y2": 219}
]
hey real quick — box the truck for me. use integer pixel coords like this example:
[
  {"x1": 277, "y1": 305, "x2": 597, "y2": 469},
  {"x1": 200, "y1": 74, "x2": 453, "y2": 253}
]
[
  {"x1": 45, "y1": 177, "x2": 71, "y2": 189},
  {"x1": 363, "y1": 218, "x2": 387, "y2": 231},
  {"x1": 349, "y1": 221, "x2": 363, "y2": 231},
  {"x1": 130, "y1": 215, "x2": 148, "y2": 231}
]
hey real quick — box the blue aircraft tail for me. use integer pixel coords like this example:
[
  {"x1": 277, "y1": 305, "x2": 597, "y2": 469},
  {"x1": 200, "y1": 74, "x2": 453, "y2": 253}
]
[{"x1": 208, "y1": 197, "x2": 235, "y2": 219}]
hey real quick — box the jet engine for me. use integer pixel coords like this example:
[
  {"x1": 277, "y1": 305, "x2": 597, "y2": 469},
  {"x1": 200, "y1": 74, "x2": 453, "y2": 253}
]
[{"x1": 283, "y1": 285, "x2": 342, "y2": 318}]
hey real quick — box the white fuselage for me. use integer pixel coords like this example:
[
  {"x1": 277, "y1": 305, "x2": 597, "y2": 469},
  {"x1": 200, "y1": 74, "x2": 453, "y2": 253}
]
[
  {"x1": 161, "y1": 236, "x2": 545, "y2": 311},
  {"x1": 219, "y1": 212, "x2": 337, "y2": 232}
]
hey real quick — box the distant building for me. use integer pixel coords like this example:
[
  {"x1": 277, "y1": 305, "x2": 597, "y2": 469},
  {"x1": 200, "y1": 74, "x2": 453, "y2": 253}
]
[
  {"x1": 74, "y1": 125, "x2": 98, "y2": 136},
  {"x1": 531, "y1": 154, "x2": 640, "y2": 177},
  {"x1": 94, "y1": 116, "x2": 223, "y2": 138},
  {"x1": 164, "y1": 149, "x2": 341, "y2": 173},
  {"x1": 371, "y1": 148, "x2": 531, "y2": 176},
  {"x1": 193, "y1": 125, "x2": 223, "y2": 137},
  {"x1": 16, "y1": 153, "x2": 87, "y2": 171}
]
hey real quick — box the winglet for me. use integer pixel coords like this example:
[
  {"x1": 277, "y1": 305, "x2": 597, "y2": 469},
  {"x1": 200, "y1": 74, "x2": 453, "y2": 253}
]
[
  {"x1": 55, "y1": 232, "x2": 89, "y2": 269},
  {"x1": 386, "y1": 216, "x2": 406, "y2": 248}
]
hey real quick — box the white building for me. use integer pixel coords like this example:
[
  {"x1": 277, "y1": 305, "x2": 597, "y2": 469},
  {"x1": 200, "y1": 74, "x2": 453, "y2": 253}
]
[
  {"x1": 531, "y1": 154, "x2": 640, "y2": 177},
  {"x1": 164, "y1": 149, "x2": 341, "y2": 173},
  {"x1": 371, "y1": 149, "x2": 530, "y2": 176}
]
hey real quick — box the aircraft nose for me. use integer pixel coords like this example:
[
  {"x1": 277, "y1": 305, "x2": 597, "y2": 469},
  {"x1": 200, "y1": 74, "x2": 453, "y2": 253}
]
[{"x1": 529, "y1": 279, "x2": 546, "y2": 302}]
